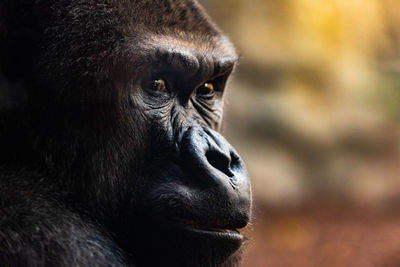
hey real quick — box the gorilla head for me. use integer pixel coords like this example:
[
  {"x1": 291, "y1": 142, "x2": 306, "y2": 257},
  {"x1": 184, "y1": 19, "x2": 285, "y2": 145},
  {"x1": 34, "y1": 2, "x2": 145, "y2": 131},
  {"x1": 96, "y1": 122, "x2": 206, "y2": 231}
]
[{"x1": 0, "y1": 0, "x2": 252, "y2": 266}]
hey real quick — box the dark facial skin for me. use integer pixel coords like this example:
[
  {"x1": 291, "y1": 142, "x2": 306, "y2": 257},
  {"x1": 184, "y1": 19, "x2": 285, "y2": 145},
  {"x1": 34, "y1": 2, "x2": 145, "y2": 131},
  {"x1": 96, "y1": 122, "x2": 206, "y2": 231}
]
[{"x1": 0, "y1": 0, "x2": 252, "y2": 266}]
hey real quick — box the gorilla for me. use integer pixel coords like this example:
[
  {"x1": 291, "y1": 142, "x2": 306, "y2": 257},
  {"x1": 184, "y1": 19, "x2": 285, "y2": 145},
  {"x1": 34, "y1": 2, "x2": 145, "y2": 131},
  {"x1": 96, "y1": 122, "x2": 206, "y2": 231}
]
[{"x1": 0, "y1": 0, "x2": 252, "y2": 266}]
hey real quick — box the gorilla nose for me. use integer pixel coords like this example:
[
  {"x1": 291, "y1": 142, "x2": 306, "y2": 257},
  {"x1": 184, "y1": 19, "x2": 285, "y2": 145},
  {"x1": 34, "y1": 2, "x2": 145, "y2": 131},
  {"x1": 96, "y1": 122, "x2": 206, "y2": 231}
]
[{"x1": 179, "y1": 127, "x2": 249, "y2": 190}]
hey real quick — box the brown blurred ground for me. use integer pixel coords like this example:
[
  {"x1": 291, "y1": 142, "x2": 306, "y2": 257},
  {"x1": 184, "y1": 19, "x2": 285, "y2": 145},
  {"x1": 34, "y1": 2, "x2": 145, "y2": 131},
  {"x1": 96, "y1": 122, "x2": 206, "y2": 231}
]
[
  {"x1": 200, "y1": 0, "x2": 400, "y2": 266},
  {"x1": 241, "y1": 205, "x2": 400, "y2": 267}
]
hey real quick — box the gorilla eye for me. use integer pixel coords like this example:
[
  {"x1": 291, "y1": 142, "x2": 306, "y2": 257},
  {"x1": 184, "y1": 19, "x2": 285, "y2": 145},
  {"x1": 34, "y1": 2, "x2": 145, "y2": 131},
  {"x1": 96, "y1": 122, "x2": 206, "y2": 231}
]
[
  {"x1": 152, "y1": 79, "x2": 167, "y2": 92},
  {"x1": 197, "y1": 82, "x2": 214, "y2": 96}
]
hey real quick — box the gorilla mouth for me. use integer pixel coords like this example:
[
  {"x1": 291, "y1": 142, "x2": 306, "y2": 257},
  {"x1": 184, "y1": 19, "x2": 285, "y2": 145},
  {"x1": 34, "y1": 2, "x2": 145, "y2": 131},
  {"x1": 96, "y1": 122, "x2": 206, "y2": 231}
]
[
  {"x1": 133, "y1": 215, "x2": 247, "y2": 266},
  {"x1": 168, "y1": 217, "x2": 246, "y2": 239}
]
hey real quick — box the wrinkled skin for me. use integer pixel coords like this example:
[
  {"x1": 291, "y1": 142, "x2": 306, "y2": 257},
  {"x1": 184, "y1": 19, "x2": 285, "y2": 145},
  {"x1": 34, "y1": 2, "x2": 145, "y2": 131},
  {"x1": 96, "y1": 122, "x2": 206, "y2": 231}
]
[{"x1": 0, "y1": 0, "x2": 252, "y2": 266}]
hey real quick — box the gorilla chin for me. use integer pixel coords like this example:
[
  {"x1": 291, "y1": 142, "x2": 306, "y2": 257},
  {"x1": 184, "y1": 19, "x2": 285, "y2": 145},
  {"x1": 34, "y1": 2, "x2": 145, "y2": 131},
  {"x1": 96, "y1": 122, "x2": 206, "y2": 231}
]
[
  {"x1": 132, "y1": 216, "x2": 245, "y2": 266},
  {"x1": 0, "y1": 0, "x2": 252, "y2": 266}
]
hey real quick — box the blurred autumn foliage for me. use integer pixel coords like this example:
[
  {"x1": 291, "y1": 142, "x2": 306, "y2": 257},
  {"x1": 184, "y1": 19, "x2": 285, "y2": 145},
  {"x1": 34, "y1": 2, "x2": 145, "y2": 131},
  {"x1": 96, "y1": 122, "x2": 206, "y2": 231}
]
[{"x1": 200, "y1": 0, "x2": 400, "y2": 266}]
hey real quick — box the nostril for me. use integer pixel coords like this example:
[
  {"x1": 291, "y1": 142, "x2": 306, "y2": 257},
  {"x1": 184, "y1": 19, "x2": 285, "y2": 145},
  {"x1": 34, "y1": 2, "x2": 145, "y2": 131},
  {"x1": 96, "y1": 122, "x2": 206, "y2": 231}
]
[
  {"x1": 230, "y1": 151, "x2": 241, "y2": 170},
  {"x1": 231, "y1": 219, "x2": 249, "y2": 229},
  {"x1": 205, "y1": 150, "x2": 234, "y2": 177}
]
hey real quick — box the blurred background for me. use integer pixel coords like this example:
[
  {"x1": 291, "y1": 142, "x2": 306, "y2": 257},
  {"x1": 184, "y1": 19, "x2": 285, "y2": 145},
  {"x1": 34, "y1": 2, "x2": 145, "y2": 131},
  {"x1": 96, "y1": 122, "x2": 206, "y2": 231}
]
[{"x1": 200, "y1": 0, "x2": 400, "y2": 266}]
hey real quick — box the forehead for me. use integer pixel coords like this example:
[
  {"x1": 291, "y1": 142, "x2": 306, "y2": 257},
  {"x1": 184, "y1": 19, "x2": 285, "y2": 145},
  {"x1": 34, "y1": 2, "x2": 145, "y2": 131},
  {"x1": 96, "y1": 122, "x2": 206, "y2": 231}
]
[
  {"x1": 35, "y1": 0, "x2": 237, "y2": 81},
  {"x1": 121, "y1": 0, "x2": 220, "y2": 35},
  {"x1": 45, "y1": 0, "x2": 219, "y2": 37},
  {"x1": 42, "y1": 0, "x2": 234, "y2": 54}
]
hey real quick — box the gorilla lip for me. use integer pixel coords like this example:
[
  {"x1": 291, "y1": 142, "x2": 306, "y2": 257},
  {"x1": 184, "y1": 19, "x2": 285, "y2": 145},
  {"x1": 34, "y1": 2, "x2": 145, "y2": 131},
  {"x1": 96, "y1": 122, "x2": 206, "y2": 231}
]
[{"x1": 169, "y1": 217, "x2": 245, "y2": 237}]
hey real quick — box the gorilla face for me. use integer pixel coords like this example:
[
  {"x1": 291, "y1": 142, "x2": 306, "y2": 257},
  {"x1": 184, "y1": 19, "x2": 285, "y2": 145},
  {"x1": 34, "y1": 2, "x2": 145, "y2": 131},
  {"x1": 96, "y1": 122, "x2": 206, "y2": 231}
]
[
  {"x1": 0, "y1": 0, "x2": 252, "y2": 266},
  {"x1": 127, "y1": 42, "x2": 251, "y2": 265},
  {"x1": 116, "y1": 26, "x2": 251, "y2": 267}
]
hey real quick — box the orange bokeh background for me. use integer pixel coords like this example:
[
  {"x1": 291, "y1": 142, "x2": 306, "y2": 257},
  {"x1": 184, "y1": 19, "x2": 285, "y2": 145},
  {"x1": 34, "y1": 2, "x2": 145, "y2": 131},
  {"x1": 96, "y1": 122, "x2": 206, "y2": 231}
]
[{"x1": 201, "y1": 0, "x2": 400, "y2": 266}]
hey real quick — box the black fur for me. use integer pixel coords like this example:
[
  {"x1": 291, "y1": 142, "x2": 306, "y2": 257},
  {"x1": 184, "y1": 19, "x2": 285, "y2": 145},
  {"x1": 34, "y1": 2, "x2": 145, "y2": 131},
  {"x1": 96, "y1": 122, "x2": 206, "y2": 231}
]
[{"x1": 0, "y1": 1, "x2": 251, "y2": 266}]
